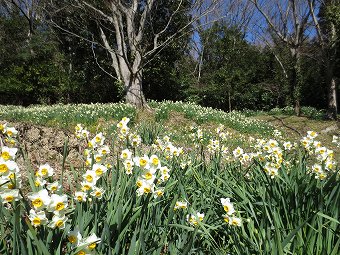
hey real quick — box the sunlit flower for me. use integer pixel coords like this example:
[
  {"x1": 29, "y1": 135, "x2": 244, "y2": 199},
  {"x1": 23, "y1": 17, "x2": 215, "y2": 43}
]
[
  {"x1": 120, "y1": 125, "x2": 130, "y2": 136},
  {"x1": 79, "y1": 233, "x2": 101, "y2": 251},
  {"x1": 0, "y1": 159, "x2": 19, "y2": 176},
  {"x1": 283, "y1": 142, "x2": 293, "y2": 151},
  {"x1": 153, "y1": 188, "x2": 164, "y2": 198},
  {"x1": 117, "y1": 117, "x2": 130, "y2": 128},
  {"x1": 0, "y1": 189, "x2": 21, "y2": 203},
  {"x1": 129, "y1": 133, "x2": 142, "y2": 147},
  {"x1": 136, "y1": 179, "x2": 154, "y2": 196},
  {"x1": 221, "y1": 198, "x2": 235, "y2": 215},
  {"x1": 35, "y1": 177, "x2": 47, "y2": 187},
  {"x1": 48, "y1": 214, "x2": 68, "y2": 229},
  {"x1": 74, "y1": 191, "x2": 87, "y2": 202},
  {"x1": 134, "y1": 155, "x2": 150, "y2": 169},
  {"x1": 0, "y1": 123, "x2": 7, "y2": 133},
  {"x1": 324, "y1": 160, "x2": 335, "y2": 171},
  {"x1": 68, "y1": 227, "x2": 82, "y2": 246},
  {"x1": 85, "y1": 157, "x2": 92, "y2": 167},
  {"x1": 28, "y1": 189, "x2": 50, "y2": 210},
  {"x1": 268, "y1": 167, "x2": 278, "y2": 178},
  {"x1": 47, "y1": 181, "x2": 61, "y2": 193},
  {"x1": 268, "y1": 139, "x2": 278, "y2": 148},
  {"x1": 94, "y1": 132, "x2": 105, "y2": 146},
  {"x1": 49, "y1": 194, "x2": 68, "y2": 213},
  {"x1": 92, "y1": 163, "x2": 107, "y2": 177},
  {"x1": 315, "y1": 146, "x2": 327, "y2": 156},
  {"x1": 81, "y1": 129, "x2": 90, "y2": 139},
  {"x1": 75, "y1": 124, "x2": 83, "y2": 132},
  {"x1": 28, "y1": 209, "x2": 48, "y2": 227},
  {"x1": 150, "y1": 155, "x2": 161, "y2": 168},
  {"x1": 233, "y1": 147, "x2": 244, "y2": 158},
  {"x1": 123, "y1": 159, "x2": 134, "y2": 175},
  {"x1": 141, "y1": 166, "x2": 157, "y2": 182},
  {"x1": 120, "y1": 149, "x2": 132, "y2": 161},
  {"x1": 98, "y1": 145, "x2": 110, "y2": 155},
  {"x1": 81, "y1": 181, "x2": 94, "y2": 191},
  {"x1": 1, "y1": 146, "x2": 17, "y2": 161},
  {"x1": 228, "y1": 216, "x2": 242, "y2": 227},
  {"x1": 83, "y1": 170, "x2": 99, "y2": 184},
  {"x1": 174, "y1": 201, "x2": 188, "y2": 210},
  {"x1": 307, "y1": 131, "x2": 318, "y2": 139},
  {"x1": 4, "y1": 127, "x2": 18, "y2": 137},
  {"x1": 94, "y1": 153, "x2": 103, "y2": 163},
  {"x1": 36, "y1": 164, "x2": 54, "y2": 178},
  {"x1": 312, "y1": 164, "x2": 322, "y2": 174},
  {"x1": 315, "y1": 171, "x2": 327, "y2": 180},
  {"x1": 90, "y1": 187, "x2": 105, "y2": 199}
]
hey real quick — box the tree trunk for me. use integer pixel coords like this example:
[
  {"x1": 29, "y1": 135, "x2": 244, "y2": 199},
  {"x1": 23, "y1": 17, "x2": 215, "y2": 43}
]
[
  {"x1": 326, "y1": 68, "x2": 338, "y2": 119},
  {"x1": 228, "y1": 91, "x2": 232, "y2": 112},
  {"x1": 290, "y1": 48, "x2": 302, "y2": 116},
  {"x1": 325, "y1": 20, "x2": 338, "y2": 120},
  {"x1": 125, "y1": 70, "x2": 146, "y2": 108}
]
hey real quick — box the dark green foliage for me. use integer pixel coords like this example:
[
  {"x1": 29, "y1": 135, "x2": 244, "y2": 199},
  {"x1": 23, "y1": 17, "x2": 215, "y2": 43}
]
[
  {"x1": 191, "y1": 23, "x2": 286, "y2": 111},
  {"x1": 142, "y1": 0, "x2": 193, "y2": 102},
  {"x1": 0, "y1": 11, "x2": 69, "y2": 105}
]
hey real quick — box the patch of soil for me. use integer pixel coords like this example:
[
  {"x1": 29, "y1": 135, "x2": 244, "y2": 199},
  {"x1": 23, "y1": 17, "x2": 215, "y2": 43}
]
[{"x1": 1, "y1": 121, "x2": 84, "y2": 182}]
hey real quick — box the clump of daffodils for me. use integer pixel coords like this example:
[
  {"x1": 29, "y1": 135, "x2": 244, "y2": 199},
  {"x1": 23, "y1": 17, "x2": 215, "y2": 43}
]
[
  {"x1": 74, "y1": 125, "x2": 112, "y2": 202},
  {"x1": 129, "y1": 153, "x2": 170, "y2": 197},
  {"x1": 0, "y1": 123, "x2": 18, "y2": 146},
  {"x1": 0, "y1": 123, "x2": 21, "y2": 205},
  {"x1": 116, "y1": 118, "x2": 172, "y2": 198},
  {"x1": 221, "y1": 198, "x2": 242, "y2": 227},
  {"x1": 27, "y1": 174, "x2": 70, "y2": 229},
  {"x1": 189, "y1": 126, "x2": 204, "y2": 147},
  {"x1": 332, "y1": 135, "x2": 340, "y2": 147},
  {"x1": 152, "y1": 135, "x2": 184, "y2": 160},
  {"x1": 187, "y1": 211, "x2": 204, "y2": 226},
  {"x1": 117, "y1": 117, "x2": 130, "y2": 140},
  {"x1": 301, "y1": 131, "x2": 337, "y2": 180},
  {"x1": 251, "y1": 138, "x2": 285, "y2": 178},
  {"x1": 67, "y1": 229, "x2": 101, "y2": 255},
  {"x1": 75, "y1": 124, "x2": 90, "y2": 139}
]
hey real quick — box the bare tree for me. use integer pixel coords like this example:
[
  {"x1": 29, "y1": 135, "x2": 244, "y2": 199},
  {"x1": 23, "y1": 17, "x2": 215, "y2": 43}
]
[
  {"x1": 49, "y1": 0, "x2": 220, "y2": 108},
  {"x1": 309, "y1": 0, "x2": 338, "y2": 119},
  {"x1": 247, "y1": 0, "x2": 313, "y2": 116}
]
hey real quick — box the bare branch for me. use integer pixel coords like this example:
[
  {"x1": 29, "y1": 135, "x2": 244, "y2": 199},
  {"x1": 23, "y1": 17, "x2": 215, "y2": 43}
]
[
  {"x1": 248, "y1": 0, "x2": 288, "y2": 43},
  {"x1": 91, "y1": 40, "x2": 118, "y2": 81},
  {"x1": 136, "y1": 0, "x2": 155, "y2": 43},
  {"x1": 308, "y1": 0, "x2": 324, "y2": 46},
  {"x1": 99, "y1": 26, "x2": 121, "y2": 80},
  {"x1": 144, "y1": 0, "x2": 220, "y2": 59},
  {"x1": 82, "y1": 1, "x2": 113, "y2": 23}
]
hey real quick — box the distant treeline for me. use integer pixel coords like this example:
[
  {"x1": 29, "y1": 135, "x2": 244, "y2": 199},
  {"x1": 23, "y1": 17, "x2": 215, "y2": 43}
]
[{"x1": 0, "y1": 1, "x2": 339, "y2": 117}]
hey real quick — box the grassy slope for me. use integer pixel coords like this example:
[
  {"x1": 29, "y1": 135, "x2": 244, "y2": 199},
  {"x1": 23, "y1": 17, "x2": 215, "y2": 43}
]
[{"x1": 0, "y1": 103, "x2": 339, "y2": 151}]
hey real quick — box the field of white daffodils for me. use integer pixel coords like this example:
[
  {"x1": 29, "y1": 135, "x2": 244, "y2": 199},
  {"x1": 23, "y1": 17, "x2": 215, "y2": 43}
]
[{"x1": 0, "y1": 102, "x2": 339, "y2": 255}]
